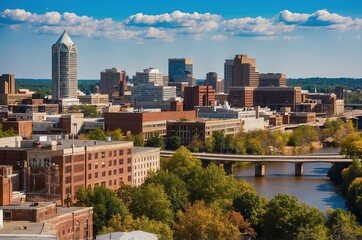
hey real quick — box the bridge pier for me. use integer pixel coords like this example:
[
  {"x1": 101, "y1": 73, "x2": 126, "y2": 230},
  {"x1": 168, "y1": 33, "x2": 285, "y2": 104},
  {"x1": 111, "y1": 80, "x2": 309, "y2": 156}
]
[
  {"x1": 255, "y1": 162, "x2": 265, "y2": 177},
  {"x1": 295, "y1": 163, "x2": 303, "y2": 176},
  {"x1": 223, "y1": 162, "x2": 233, "y2": 175}
]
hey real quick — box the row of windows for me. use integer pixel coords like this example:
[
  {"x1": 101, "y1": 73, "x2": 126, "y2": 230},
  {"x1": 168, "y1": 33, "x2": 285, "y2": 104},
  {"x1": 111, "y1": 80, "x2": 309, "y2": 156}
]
[
  {"x1": 87, "y1": 149, "x2": 132, "y2": 160},
  {"x1": 87, "y1": 158, "x2": 132, "y2": 170},
  {"x1": 87, "y1": 176, "x2": 132, "y2": 188},
  {"x1": 134, "y1": 155, "x2": 157, "y2": 163},
  {"x1": 87, "y1": 167, "x2": 131, "y2": 179},
  {"x1": 135, "y1": 161, "x2": 158, "y2": 170}
]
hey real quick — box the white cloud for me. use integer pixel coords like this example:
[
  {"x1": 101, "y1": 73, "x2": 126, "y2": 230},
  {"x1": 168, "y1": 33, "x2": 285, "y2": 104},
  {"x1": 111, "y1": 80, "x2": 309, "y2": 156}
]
[
  {"x1": 283, "y1": 36, "x2": 303, "y2": 41},
  {"x1": 144, "y1": 27, "x2": 174, "y2": 41},
  {"x1": 278, "y1": 10, "x2": 309, "y2": 24},
  {"x1": 211, "y1": 34, "x2": 227, "y2": 41},
  {"x1": 125, "y1": 10, "x2": 221, "y2": 33},
  {"x1": 0, "y1": 8, "x2": 361, "y2": 42},
  {"x1": 222, "y1": 17, "x2": 294, "y2": 36}
]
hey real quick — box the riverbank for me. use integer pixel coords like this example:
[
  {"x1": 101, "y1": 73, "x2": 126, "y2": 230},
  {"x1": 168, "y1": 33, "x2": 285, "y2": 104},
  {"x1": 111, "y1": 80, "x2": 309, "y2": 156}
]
[{"x1": 234, "y1": 147, "x2": 345, "y2": 211}]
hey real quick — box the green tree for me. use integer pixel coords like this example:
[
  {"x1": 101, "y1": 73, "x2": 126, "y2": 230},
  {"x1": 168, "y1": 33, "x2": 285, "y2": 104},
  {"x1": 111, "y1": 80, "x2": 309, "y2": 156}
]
[
  {"x1": 212, "y1": 130, "x2": 225, "y2": 153},
  {"x1": 173, "y1": 201, "x2": 255, "y2": 240},
  {"x1": 146, "y1": 132, "x2": 165, "y2": 149},
  {"x1": 134, "y1": 133, "x2": 145, "y2": 147},
  {"x1": 346, "y1": 177, "x2": 362, "y2": 218},
  {"x1": 224, "y1": 134, "x2": 234, "y2": 153},
  {"x1": 204, "y1": 135, "x2": 215, "y2": 153},
  {"x1": 129, "y1": 183, "x2": 173, "y2": 224},
  {"x1": 0, "y1": 124, "x2": 17, "y2": 138},
  {"x1": 166, "y1": 135, "x2": 181, "y2": 150},
  {"x1": 165, "y1": 146, "x2": 202, "y2": 181},
  {"x1": 87, "y1": 127, "x2": 107, "y2": 140},
  {"x1": 106, "y1": 128, "x2": 123, "y2": 141},
  {"x1": 263, "y1": 193, "x2": 328, "y2": 240},
  {"x1": 326, "y1": 208, "x2": 362, "y2": 239},
  {"x1": 187, "y1": 133, "x2": 203, "y2": 152},
  {"x1": 341, "y1": 158, "x2": 362, "y2": 196},
  {"x1": 288, "y1": 125, "x2": 319, "y2": 147},
  {"x1": 75, "y1": 186, "x2": 128, "y2": 235},
  {"x1": 82, "y1": 105, "x2": 100, "y2": 117},
  {"x1": 144, "y1": 170, "x2": 189, "y2": 212},
  {"x1": 340, "y1": 133, "x2": 362, "y2": 159},
  {"x1": 102, "y1": 214, "x2": 173, "y2": 240},
  {"x1": 188, "y1": 163, "x2": 239, "y2": 207},
  {"x1": 233, "y1": 191, "x2": 266, "y2": 233}
]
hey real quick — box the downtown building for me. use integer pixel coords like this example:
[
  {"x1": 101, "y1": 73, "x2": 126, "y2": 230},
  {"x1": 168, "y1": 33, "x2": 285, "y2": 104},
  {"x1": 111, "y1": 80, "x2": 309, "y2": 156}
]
[
  {"x1": 100, "y1": 68, "x2": 128, "y2": 97},
  {"x1": 51, "y1": 31, "x2": 78, "y2": 101},
  {"x1": 133, "y1": 68, "x2": 165, "y2": 86},
  {"x1": 168, "y1": 58, "x2": 194, "y2": 86},
  {"x1": 233, "y1": 54, "x2": 259, "y2": 87},
  {"x1": 0, "y1": 137, "x2": 160, "y2": 205}
]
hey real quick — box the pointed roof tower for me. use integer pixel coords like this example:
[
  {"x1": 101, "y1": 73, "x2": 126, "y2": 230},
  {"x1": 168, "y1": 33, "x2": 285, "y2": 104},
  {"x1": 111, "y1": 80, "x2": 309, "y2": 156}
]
[{"x1": 55, "y1": 30, "x2": 74, "y2": 46}]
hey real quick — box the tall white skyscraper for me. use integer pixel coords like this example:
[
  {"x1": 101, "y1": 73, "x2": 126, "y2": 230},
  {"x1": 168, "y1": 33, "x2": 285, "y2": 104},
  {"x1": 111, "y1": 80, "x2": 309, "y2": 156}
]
[{"x1": 52, "y1": 31, "x2": 78, "y2": 100}]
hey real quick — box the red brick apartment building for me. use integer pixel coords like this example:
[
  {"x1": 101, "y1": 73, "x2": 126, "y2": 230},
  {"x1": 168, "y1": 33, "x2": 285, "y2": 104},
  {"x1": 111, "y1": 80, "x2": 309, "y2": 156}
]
[
  {"x1": 0, "y1": 165, "x2": 93, "y2": 239},
  {"x1": 0, "y1": 138, "x2": 134, "y2": 205}
]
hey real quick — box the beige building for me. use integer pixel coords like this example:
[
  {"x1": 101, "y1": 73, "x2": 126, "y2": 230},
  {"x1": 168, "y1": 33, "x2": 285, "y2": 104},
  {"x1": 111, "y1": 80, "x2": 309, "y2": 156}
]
[
  {"x1": 132, "y1": 147, "x2": 160, "y2": 186},
  {"x1": 78, "y1": 94, "x2": 109, "y2": 104},
  {"x1": 167, "y1": 118, "x2": 242, "y2": 145}
]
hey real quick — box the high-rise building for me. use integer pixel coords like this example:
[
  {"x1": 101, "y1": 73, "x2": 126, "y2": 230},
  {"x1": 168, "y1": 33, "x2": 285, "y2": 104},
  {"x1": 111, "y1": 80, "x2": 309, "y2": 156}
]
[
  {"x1": 52, "y1": 31, "x2": 78, "y2": 100},
  {"x1": 0, "y1": 74, "x2": 15, "y2": 94},
  {"x1": 168, "y1": 58, "x2": 193, "y2": 85},
  {"x1": 100, "y1": 68, "x2": 127, "y2": 97},
  {"x1": 233, "y1": 54, "x2": 259, "y2": 87},
  {"x1": 259, "y1": 73, "x2": 286, "y2": 87},
  {"x1": 205, "y1": 72, "x2": 218, "y2": 90},
  {"x1": 133, "y1": 68, "x2": 164, "y2": 86},
  {"x1": 224, "y1": 59, "x2": 234, "y2": 93}
]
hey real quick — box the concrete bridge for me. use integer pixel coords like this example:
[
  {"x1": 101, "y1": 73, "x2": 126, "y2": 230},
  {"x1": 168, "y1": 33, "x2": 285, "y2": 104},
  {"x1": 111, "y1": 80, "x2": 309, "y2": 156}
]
[{"x1": 160, "y1": 151, "x2": 353, "y2": 177}]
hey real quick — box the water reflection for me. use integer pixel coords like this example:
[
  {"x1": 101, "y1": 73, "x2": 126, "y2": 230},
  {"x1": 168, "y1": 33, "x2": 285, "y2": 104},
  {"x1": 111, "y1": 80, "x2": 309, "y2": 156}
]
[{"x1": 234, "y1": 148, "x2": 346, "y2": 211}]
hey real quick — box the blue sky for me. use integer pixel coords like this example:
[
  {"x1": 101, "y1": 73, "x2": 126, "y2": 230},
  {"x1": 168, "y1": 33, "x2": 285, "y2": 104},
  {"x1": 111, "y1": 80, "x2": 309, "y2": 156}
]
[{"x1": 0, "y1": 0, "x2": 361, "y2": 79}]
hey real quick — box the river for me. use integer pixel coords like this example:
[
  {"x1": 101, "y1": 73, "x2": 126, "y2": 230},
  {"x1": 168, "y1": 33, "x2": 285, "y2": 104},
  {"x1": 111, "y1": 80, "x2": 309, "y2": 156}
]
[{"x1": 234, "y1": 148, "x2": 346, "y2": 212}]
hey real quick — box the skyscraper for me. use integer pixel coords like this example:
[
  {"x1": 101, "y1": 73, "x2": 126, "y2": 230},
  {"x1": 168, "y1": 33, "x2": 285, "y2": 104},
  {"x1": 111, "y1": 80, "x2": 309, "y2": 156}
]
[
  {"x1": 168, "y1": 58, "x2": 193, "y2": 85},
  {"x1": 233, "y1": 54, "x2": 259, "y2": 87},
  {"x1": 52, "y1": 31, "x2": 78, "y2": 101},
  {"x1": 224, "y1": 59, "x2": 234, "y2": 93}
]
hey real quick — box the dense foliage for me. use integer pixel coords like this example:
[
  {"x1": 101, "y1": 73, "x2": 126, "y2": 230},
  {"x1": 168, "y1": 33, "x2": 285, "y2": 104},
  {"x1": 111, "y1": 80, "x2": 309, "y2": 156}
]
[
  {"x1": 0, "y1": 124, "x2": 17, "y2": 138},
  {"x1": 75, "y1": 146, "x2": 362, "y2": 239},
  {"x1": 15, "y1": 79, "x2": 98, "y2": 95},
  {"x1": 328, "y1": 130, "x2": 362, "y2": 228},
  {"x1": 287, "y1": 78, "x2": 362, "y2": 92}
]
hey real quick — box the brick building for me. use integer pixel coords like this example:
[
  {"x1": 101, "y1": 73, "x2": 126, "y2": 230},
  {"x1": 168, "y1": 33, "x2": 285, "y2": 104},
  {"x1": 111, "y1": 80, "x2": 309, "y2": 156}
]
[
  {"x1": 253, "y1": 87, "x2": 302, "y2": 111},
  {"x1": 290, "y1": 112, "x2": 316, "y2": 124},
  {"x1": 0, "y1": 164, "x2": 93, "y2": 239},
  {"x1": 0, "y1": 138, "x2": 134, "y2": 205},
  {"x1": 259, "y1": 73, "x2": 286, "y2": 87},
  {"x1": 0, "y1": 202, "x2": 93, "y2": 240},
  {"x1": 228, "y1": 87, "x2": 254, "y2": 108},
  {"x1": 166, "y1": 118, "x2": 242, "y2": 145},
  {"x1": 233, "y1": 54, "x2": 259, "y2": 87},
  {"x1": 0, "y1": 119, "x2": 32, "y2": 138},
  {"x1": 183, "y1": 86, "x2": 216, "y2": 110},
  {"x1": 104, "y1": 110, "x2": 196, "y2": 139}
]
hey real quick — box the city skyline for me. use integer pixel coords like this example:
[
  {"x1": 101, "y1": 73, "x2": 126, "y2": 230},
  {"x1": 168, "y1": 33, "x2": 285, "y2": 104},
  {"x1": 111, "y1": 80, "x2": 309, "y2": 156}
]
[{"x1": 0, "y1": 0, "x2": 362, "y2": 79}]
